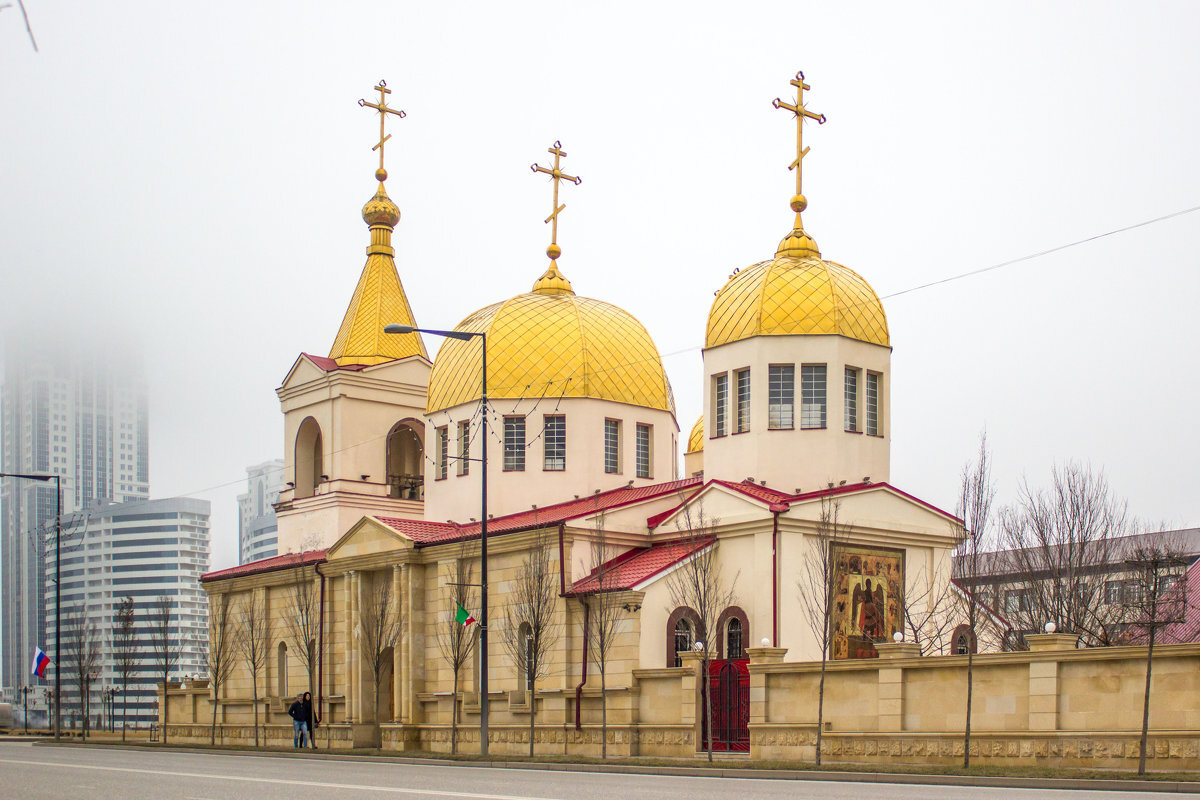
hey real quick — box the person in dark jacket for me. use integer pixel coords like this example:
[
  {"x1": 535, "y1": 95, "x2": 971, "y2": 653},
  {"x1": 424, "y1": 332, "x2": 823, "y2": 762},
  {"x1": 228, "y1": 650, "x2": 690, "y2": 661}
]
[
  {"x1": 301, "y1": 691, "x2": 318, "y2": 749},
  {"x1": 287, "y1": 693, "x2": 308, "y2": 748}
]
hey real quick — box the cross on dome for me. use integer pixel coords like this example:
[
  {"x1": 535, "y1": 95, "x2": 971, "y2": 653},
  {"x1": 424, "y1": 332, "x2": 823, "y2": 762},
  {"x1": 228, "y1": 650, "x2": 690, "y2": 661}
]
[
  {"x1": 531, "y1": 141, "x2": 582, "y2": 263},
  {"x1": 772, "y1": 71, "x2": 827, "y2": 258},
  {"x1": 358, "y1": 79, "x2": 406, "y2": 182}
]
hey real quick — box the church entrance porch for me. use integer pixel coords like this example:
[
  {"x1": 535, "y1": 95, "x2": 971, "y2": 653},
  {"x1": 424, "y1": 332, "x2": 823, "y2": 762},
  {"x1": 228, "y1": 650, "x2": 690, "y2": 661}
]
[{"x1": 703, "y1": 659, "x2": 750, "y2": 752}]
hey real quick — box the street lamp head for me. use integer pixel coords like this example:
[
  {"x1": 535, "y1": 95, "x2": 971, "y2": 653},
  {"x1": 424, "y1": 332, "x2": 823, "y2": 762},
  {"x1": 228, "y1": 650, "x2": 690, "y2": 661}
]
[
  {"x1": 384, "y1": 324, "x2": 415, "y2": 334},
  {"x1": 692, "y1": 641, "x2": 704, "y2": 653}
]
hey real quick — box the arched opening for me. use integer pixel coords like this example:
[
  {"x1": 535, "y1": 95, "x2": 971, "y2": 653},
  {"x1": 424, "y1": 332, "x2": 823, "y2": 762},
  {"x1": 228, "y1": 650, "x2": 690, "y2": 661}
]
[
  {"x1": 295, "y1": 417, "x2": 323, "y2": 499},
  {"x1": 725, "y1": 617, "x2": 744, "y2": 660},
  {"x1": 951, "y1": 624, "x2": 977, "y2": 655},
  {"x1": 715, "y1": 605, "x2": 750, "y2": 660},
  {"x1": 277, "y1": 642, "x2": 288, "y2": 697},
  {"x1": 673, "y1": 619, "x2": 693, "y2": 667},
  {"x1": 377, "y1": 646, "x2": 395, "y2": 722},
  {"x1": 666, "y1": 606, "x2": 700, "y2": 668},
  {"x1": 385, "y1": 419, "x2": 425, "y2": 500}
]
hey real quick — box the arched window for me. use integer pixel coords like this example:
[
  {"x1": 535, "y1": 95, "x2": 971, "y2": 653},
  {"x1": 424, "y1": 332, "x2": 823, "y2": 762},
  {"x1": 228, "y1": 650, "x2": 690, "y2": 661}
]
[
  {"x1": 277, "y1": 642, "x2": 288, "y2": 697},
  {"x1": 667, "y1": 606, "x2": 701, "y2": 667},
  {"x1": 951, "y1": 624, "x2": 977, "y2": 655},
  {"x1": 725, "y1": 617, "x2": 744, "y2": 660},
  {"x1": 673, "y1": 619, "x2": 693, "y2": 668},
  {"x1": 295, "y1": 417, "x2": 323, "y2": 499},
  {"x1": 385, "y1": 420, "x2": 424, "y2": 500}
]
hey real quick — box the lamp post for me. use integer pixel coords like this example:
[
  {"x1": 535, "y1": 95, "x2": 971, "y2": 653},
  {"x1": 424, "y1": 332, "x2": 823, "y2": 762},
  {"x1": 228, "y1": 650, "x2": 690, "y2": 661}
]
[
  {"x1": 1, "y1": 471, "x2": 61, "y2": 741},
  {"x1": 384, "y1": 323, "x2": 490, "y2": 755},
  {"x1": 18, "y1": 685, "x2": 30, "y2": 734}
]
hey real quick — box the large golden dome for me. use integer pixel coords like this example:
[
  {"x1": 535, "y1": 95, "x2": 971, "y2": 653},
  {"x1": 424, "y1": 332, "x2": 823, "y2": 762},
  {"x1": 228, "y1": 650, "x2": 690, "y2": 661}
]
[
  {"x1": 706, "y1": 225, "x2": 889, "y2": 349},
  {"x1": 686, "y1": 415, "x2": 704, "y2": 454},
  {"x1": 427, "y1": 264, "x2": 673, "y2": 415}
]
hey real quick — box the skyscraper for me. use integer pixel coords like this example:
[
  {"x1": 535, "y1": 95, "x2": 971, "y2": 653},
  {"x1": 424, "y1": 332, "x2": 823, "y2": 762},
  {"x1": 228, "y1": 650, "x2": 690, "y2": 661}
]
[
  {"x1": 1, "y1": 334, "x2": 149, "y2": 694},
  {"x1": 237, "y1": 460, "x2": 284, "y2": 564}
]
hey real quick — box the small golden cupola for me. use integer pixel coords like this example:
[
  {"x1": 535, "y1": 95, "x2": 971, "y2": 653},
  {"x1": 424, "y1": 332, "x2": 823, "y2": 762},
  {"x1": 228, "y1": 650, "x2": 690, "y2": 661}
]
[
  {"x1": 706, "y1": 72, "x2": 889, "y2": 350},
  {"x1": 327, "y1": 79, "x2": 427, "y2": 366}
]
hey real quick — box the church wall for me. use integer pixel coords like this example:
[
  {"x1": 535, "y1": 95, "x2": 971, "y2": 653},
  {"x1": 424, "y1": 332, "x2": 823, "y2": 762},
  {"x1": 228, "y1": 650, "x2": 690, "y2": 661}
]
[
  {"x1": 424, "y1": 397, "x2": 678, "y2": 523},
  {"x1": 703, "y1": 335, "x2": 890, "y2": 493}
]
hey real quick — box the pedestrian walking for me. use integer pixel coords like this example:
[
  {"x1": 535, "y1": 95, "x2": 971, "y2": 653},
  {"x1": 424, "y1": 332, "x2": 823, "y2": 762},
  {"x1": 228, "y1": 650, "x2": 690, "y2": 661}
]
[
  {"x1": 301, "y1": 691, "x2": 318, "y2": 749},
  {"x1": 287, "y1": 692, "x2": 308, "y2": 748}
]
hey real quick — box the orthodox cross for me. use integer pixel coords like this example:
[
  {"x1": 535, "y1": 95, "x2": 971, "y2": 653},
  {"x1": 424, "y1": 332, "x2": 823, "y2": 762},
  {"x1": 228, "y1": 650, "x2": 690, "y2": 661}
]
[
  {"x1": 358, "y1": 79, "x2": 406, "y2": 179},
  {"x1": 773, "y1": 71, "x2": 826, "y2": 213},
  {"x1": 530, "y1": 141, "x2": 582, "y2": 260}
]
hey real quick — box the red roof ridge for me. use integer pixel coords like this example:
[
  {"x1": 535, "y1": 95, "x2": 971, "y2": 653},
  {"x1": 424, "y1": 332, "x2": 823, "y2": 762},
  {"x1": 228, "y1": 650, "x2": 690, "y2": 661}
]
[{"x1": 202, "y1": 548, "x2": 327, "y2": 583}]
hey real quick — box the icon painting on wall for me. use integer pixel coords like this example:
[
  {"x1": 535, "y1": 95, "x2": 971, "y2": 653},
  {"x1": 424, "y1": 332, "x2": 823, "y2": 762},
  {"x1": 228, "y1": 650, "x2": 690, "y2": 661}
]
[{"x1": 830, "y1": 544, "x2": 904, "y2": 659}]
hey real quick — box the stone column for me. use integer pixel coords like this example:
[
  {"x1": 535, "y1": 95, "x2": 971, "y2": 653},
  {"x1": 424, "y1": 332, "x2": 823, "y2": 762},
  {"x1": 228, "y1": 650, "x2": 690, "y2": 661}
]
[
  {"x1": 347, "y1": 570, "x2": 358, "y2": 723},
  {"x1": 678, "y1": 651, "x2": 705, "y2": 752},
  {"x1": 392, "y1": 564, "x2": 403, "y2": 723},
  {"x1": 874, "y1": 641, "x2": 920, "y2": 731},
  {"x1": 400, "y1": 562, "x2": 412, "y2": 725},
  {"x1": 746, "y1": 646, "x2": 787, "y2": 728},
  {"x1": 1025, "y1": 633, "x2": 1075, "y2": 731}
]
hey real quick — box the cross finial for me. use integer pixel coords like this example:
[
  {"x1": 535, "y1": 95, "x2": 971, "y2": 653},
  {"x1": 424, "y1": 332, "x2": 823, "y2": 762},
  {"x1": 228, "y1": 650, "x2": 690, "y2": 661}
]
[
  {"x1": 531, "y1": 141, "x2": 582, "y2": 262},
  {"x1": 358, "y1": 79, "x2": 406, "y2": 182},
  {"x1": 773, "y1": 71, "x2": 826, "y2": 219}
]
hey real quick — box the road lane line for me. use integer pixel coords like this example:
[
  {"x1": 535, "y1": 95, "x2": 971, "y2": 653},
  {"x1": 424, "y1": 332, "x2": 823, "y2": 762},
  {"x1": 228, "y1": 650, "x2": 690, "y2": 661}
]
[{"x1": 0, "y1": 758, "x2": 559, "y2": 800}]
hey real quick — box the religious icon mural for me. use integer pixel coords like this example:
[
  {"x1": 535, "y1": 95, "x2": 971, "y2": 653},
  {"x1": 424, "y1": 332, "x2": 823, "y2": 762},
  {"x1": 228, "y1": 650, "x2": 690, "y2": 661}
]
[{"x1": 830, "y1": 544, "x2": 904, "y2": 659}]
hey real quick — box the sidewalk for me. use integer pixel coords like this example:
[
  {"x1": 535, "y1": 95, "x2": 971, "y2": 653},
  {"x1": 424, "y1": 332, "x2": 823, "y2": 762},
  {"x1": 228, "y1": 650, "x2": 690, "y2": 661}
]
[{"x1": 25, "y1": 739, "x2": 1200, "y2": 794}]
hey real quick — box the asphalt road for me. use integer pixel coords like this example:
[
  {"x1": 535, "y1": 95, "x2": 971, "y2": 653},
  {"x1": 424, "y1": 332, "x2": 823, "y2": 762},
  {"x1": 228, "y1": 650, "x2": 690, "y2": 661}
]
[{"x1": 0, "y1": 741, "x2": 1188, "y2": 800}]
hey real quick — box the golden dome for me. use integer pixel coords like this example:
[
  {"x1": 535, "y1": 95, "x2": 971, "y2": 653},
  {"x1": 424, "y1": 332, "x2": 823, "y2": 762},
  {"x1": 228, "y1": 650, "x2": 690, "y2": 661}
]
[
  {"x1": 427, "y1": 268, "x2": 672, "y2": 415},
  {"x1": 686, "y1": 415, "x2": 704, "y2": 454},
  {"x1": 705, "y1": 229, "x2": 890, "y2": 349},
  {"x1": 361, "y1": 182, "x2": 401, "y2": 228}
]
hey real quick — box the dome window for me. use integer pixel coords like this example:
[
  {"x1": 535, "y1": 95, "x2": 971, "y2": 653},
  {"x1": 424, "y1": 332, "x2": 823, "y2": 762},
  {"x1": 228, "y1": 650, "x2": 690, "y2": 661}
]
[
  {"x1": 735, "y1": 369, "x2": 751, "y2": 433},
  {"x1": 603, "y1": 419, "x2": 621, "y2": 474},
  {"x1": 503, "y1": 416, "x2": 526, "y2": 472},
  {"x1": 543, "y1": 415, "x2": 566, "y2": 471},
  {"x1": 800, "y1": 365, "x2": 827, "y2": 429},
  {"x1": 844, "y1": 367, "x2": 860, "y2": 433},
  {"x1": 636, "y1": 423, "x2": 653, "y2": 479},
  {"x1": 457, "y1": 421, "x2": 471, "y2": 476},
  {"x1": 711, "y1": 373, "x2": 728, "y2": 437},
  {"x1": 768, "y1": 365, "x2": 794, "y2": 430},
  {"x1": 865, "y1": 372, "x2": 882, "y2": 436}
]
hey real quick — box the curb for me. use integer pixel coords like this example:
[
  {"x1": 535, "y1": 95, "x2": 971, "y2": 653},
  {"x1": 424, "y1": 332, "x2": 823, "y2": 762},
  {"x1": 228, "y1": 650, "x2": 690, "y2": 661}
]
[{"x1": 26, "y1": 740, "x2": 1200, "y2": 793}]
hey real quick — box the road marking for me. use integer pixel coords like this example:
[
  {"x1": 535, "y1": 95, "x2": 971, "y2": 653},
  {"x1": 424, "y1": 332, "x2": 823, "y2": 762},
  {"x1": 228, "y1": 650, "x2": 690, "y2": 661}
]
[{"x1": 0, "y1": 758, "x2": 559, "y2": 800}]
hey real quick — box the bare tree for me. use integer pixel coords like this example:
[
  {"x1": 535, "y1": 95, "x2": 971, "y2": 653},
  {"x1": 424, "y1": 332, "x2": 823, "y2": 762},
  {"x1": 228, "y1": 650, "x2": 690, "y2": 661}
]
[
  {"x1": 112, "y1": 596, "x2": 138, "y2": 742},
  {"x1": 899, "y1": 557, "x2": 960, "y2": 655},
  {"x1": 665, "y1": 502, "x2": 736, "y2": 762},
  {"x1": 503, "y1": 527, "x2": 560, "y2": 757},
  {"x1": 1118, "y1": 535, "x2": 1189, "y2": 775},
  {"x1": 435, "y1": 541, "x2": 478, "y2": 755},
  {"x1": 952, "y1": 432, "x2": 996, "y2": 769},
  {"x1": 997, "y1": 463, "x2": 1131, "y2": 646},
  {"x1": 582, "y1": 508, "x2": 623, "y2": 759},
  {"x1": 236, "y1": 590, "x2": 272, "y2": 747},
  {"x1": 61, "y1": 600, "x2": 101, "y2": 739},
  {"x1": 281, "y1": 564, "x2": 320, "y2": 745},
  {"x1": 358, "y1": 569, "x2": 404, "y2": 748},
  {"x1": 206, "y1": 593, "x2": 236, "y2": 746},
  {"x1": 149, "y1": 594, "x2": 181, "y2": 745},
  {"x1": 798, "y1": 489, "x2": 846, "y2": 766}
]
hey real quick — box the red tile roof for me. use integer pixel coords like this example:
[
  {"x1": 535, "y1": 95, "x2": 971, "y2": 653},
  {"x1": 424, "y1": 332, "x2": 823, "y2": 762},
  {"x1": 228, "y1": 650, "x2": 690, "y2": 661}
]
[
  {"x1": 568, "y1": 538, "x2": 713, "y2": 595},
  {"x1": 712, "y1": 479, "x2": 793, "y2": 510},
  {"x1": 201, "y1": 549, "x2": 327, "y2": 583},
  {"x1": 376, "y1": 477, "x2": 702, "y2": 546}
]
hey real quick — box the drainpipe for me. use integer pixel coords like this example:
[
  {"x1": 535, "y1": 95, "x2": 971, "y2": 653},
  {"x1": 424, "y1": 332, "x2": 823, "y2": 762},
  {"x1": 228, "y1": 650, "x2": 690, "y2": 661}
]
[
  {"x1": 772, "y1": 511, "x2": 780, "y2": 647},
  {"x1": 574, "y1": 599, "x2": 589, "y2": 730},
  {"x1": 314, "y1": 561, "x2": 326, "y2": 727}
]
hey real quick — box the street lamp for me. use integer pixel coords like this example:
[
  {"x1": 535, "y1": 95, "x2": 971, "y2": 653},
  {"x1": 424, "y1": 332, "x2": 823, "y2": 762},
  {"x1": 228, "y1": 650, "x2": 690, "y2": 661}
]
[
  {"x1": 1, "y1": 471, "x2": 61, "y2": 741},
  {"x1": 17, "y1": 685, "x2": 30, "y2": 735},
  {"x1": 383, "y1": 323, "x2": 491, "y2": 755}
]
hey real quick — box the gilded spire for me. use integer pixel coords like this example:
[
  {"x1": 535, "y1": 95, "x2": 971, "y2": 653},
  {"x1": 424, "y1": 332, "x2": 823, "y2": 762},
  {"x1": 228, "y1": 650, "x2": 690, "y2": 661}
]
[
  {"x1": 530, "y1": 141, "x2": 581, "y2": 295},
  {"x1": 328, "y1": 79, "x2": 426, "y2": 366},
  {"x1": 773, "y1": 71, "x2": 826, "y2": 259}
]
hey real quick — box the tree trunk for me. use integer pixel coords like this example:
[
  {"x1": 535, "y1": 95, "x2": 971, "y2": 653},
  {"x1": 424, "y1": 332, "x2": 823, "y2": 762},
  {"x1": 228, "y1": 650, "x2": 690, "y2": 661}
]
[
  {"x1": 600, "y1": 667, "x2": 607, "y2": 759},
  {"x1": 210, "y1": 684, "x2": 218, "y2": 745},
  {"x1": 528, "y1": 681, "x2": 536, "y2": 757},
  {"x1": 162, "y1": 670, "x2": 170, "y2": 745},
  {"x1": 1139, "y1": 629, "x2": 1156, "y2": 775},
  {"x1": 963, "y1": 645, "x2": 974, "y2": 768},
  {"x1": 451, "y1": 670, "x2": 459, "y2": 755},
  {"x1": 816, "y1": 655, "x2": 826, "y2": 766},
  {"x1": 251, "y1": 674, "x2": 259, "y2": 747},
  {"x1": 121, "y1": 690, "x2": 126, "y2": 743}
]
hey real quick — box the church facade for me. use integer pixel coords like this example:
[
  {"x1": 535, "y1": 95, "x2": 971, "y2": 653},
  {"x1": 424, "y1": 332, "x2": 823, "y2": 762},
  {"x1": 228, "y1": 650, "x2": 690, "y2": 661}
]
[{"x1": 167, "y1": 75, "x2": 977, "y2": 755}]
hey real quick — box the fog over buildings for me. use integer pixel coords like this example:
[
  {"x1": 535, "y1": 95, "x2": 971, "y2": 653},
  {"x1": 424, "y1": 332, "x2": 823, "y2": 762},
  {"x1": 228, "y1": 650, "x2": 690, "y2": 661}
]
[{"x1": 1, "y1": 1, "x2": 1198, "y2": 581}]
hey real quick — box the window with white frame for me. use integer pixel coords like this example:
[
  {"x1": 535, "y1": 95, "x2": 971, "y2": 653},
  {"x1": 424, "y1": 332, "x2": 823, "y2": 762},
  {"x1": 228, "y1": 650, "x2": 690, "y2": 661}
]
[
  {"x1": 800, "y1": 365, "x2": 827, "y2": 429},
  {"x1": 604, "y1": 419, "x2": 620, "y2": 474},
  {"x1": 711, "y1": 373, "x2": 728, "y2": 437},
  {"x1": 436, "y1": 425, "x2": 449, "y2": 480},
  {"x1": 844, "y1": 367, "x2": 860, "y2": 432},
  {"x1": 543, "y1": 414, "x2": 565, "y2": 471},
  {"x1": 458, "y1": 420, "x2": 470, "y2": 475},
  {"x1": 865, "y1": 371, "x2": 881, "y2": 436},
  {"x1": 734, "y1": 368, "x2": 751, "y2": 433},
  {"x1": 768, "y1": 365, "x2": 794, "y2": 429},
  {"x1": 503, "y1": 416, "x2": 525, "y2": 471},
  {"x1": 636, "y1": 423, "x2": 652, "y2": 478}
]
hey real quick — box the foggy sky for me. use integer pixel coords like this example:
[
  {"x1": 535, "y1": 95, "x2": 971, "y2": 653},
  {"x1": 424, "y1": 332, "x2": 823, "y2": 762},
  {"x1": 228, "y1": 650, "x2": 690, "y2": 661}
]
[{"x1": 3, "y1": 1, "x2": 1198, "y2": 570}]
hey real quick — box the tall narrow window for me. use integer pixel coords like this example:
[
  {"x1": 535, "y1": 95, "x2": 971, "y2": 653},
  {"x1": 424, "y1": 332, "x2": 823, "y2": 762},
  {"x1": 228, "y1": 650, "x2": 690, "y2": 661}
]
[
  {"x1": 636, "y1": 423, "x2": 652, "y2": 479},
  {"x1": 436, "y1": 425, "x2": 449, "y2": 480},
  {"x1": 543, "y1": 414, "x2": 566, "y2": 471},
  {"x1": 711, "y1": 373, "x2": 728, "y2": 437},
  {"x1": 503, "y1": 416, "x2": 525, "y2": 471},
  {"x1": 768, "y1": 365, "x2": 794, "y2": 429},
  {"x1": 734, "y1": 368, "x2": 751, "y2": 433},
  {"x1": 865, "y1": 372, "x2": 881, "y2": 436},
  {"x1": 457, "y1": 420, "x2": 470, "y2": 476},
  {"x1": 672, "y1": 618, "x2": 693, "y2": 667},
  {"x1": 726, "y1": 617, "x2": 744, "y2": 660},
  {"x1": 844, "y1": 367, "x2": 860, "y2": 432},
  {"x1": 604, "y1": 419, "x2": 620, "y2": 474},
  {"x1": 801, "y1": 365, "x2": 827, "y2": 429}
]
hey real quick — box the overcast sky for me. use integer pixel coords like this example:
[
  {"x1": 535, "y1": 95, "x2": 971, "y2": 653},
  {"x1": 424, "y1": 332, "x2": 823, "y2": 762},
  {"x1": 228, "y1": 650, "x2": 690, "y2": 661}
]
[{"x1": 3, "y1": 2, "x2": 1198, "y2": 570}]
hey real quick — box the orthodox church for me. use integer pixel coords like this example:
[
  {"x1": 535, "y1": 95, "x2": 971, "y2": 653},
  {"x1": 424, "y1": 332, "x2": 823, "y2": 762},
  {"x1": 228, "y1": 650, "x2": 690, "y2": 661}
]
[{"x1": 185, "y1": 74, "x2": 969, "y2": 753}]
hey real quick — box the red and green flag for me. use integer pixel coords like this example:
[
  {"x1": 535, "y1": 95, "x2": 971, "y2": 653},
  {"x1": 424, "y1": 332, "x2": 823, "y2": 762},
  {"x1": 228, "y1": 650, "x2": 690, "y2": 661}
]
[{"x1": 455, "y1": 601, "x2": 476, "y2": 627}]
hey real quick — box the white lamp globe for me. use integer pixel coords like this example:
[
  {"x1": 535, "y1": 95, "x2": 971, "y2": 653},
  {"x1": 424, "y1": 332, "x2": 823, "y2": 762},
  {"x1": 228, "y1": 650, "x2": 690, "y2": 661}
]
[{"x1": 1045, "y1": 621, "x2": 1057, "y2": 633}]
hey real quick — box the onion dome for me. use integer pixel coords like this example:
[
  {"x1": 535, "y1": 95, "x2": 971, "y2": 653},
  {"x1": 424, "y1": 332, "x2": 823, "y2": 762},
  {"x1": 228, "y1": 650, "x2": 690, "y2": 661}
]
[
  {"x1": 686, "y1": 415, "x2": 704, "y2": 454},
  {"x1": 427, "y1": 265, "x2": 672, "y2": 415}
]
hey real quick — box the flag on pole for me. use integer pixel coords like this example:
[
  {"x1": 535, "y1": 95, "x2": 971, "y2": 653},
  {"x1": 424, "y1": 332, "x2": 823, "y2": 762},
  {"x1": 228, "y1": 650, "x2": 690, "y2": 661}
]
[
  {"x1": 31, "y1": 647, "x2": 50, "y2": 678},
  {"x1": 454, "y1": 601, "x2": 476, "y2": 627}
]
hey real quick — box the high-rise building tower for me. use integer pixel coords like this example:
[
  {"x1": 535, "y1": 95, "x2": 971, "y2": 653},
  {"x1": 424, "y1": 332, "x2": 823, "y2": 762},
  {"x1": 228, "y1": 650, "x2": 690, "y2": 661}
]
[
  {"x1": 237, "y1": 460, "x2": 284, "y2": 564},
  {"x1": 1, "y1": 334, "x2": 149, "y2": 694}
]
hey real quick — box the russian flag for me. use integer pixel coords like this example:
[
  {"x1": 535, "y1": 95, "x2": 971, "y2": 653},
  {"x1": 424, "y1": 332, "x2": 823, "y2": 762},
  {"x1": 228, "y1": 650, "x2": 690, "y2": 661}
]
[{"x1": 31, "y1": 647, "x2": 49, "y2": 679}]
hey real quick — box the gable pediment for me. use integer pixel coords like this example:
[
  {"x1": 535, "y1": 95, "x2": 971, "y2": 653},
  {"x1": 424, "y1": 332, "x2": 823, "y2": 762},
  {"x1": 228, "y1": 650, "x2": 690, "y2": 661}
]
[
  {"x1": 326, "y1": 516, "x2": 414, "y2": 561},
  {"x1": 785, "y1": 484, "x2": 960, "y2": 542}
]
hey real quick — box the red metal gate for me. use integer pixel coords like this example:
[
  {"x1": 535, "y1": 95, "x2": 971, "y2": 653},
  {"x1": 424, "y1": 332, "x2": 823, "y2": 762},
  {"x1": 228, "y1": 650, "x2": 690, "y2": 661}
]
[{"x1": 702, "y1": 658, "x2": 749, "y2": 752}]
